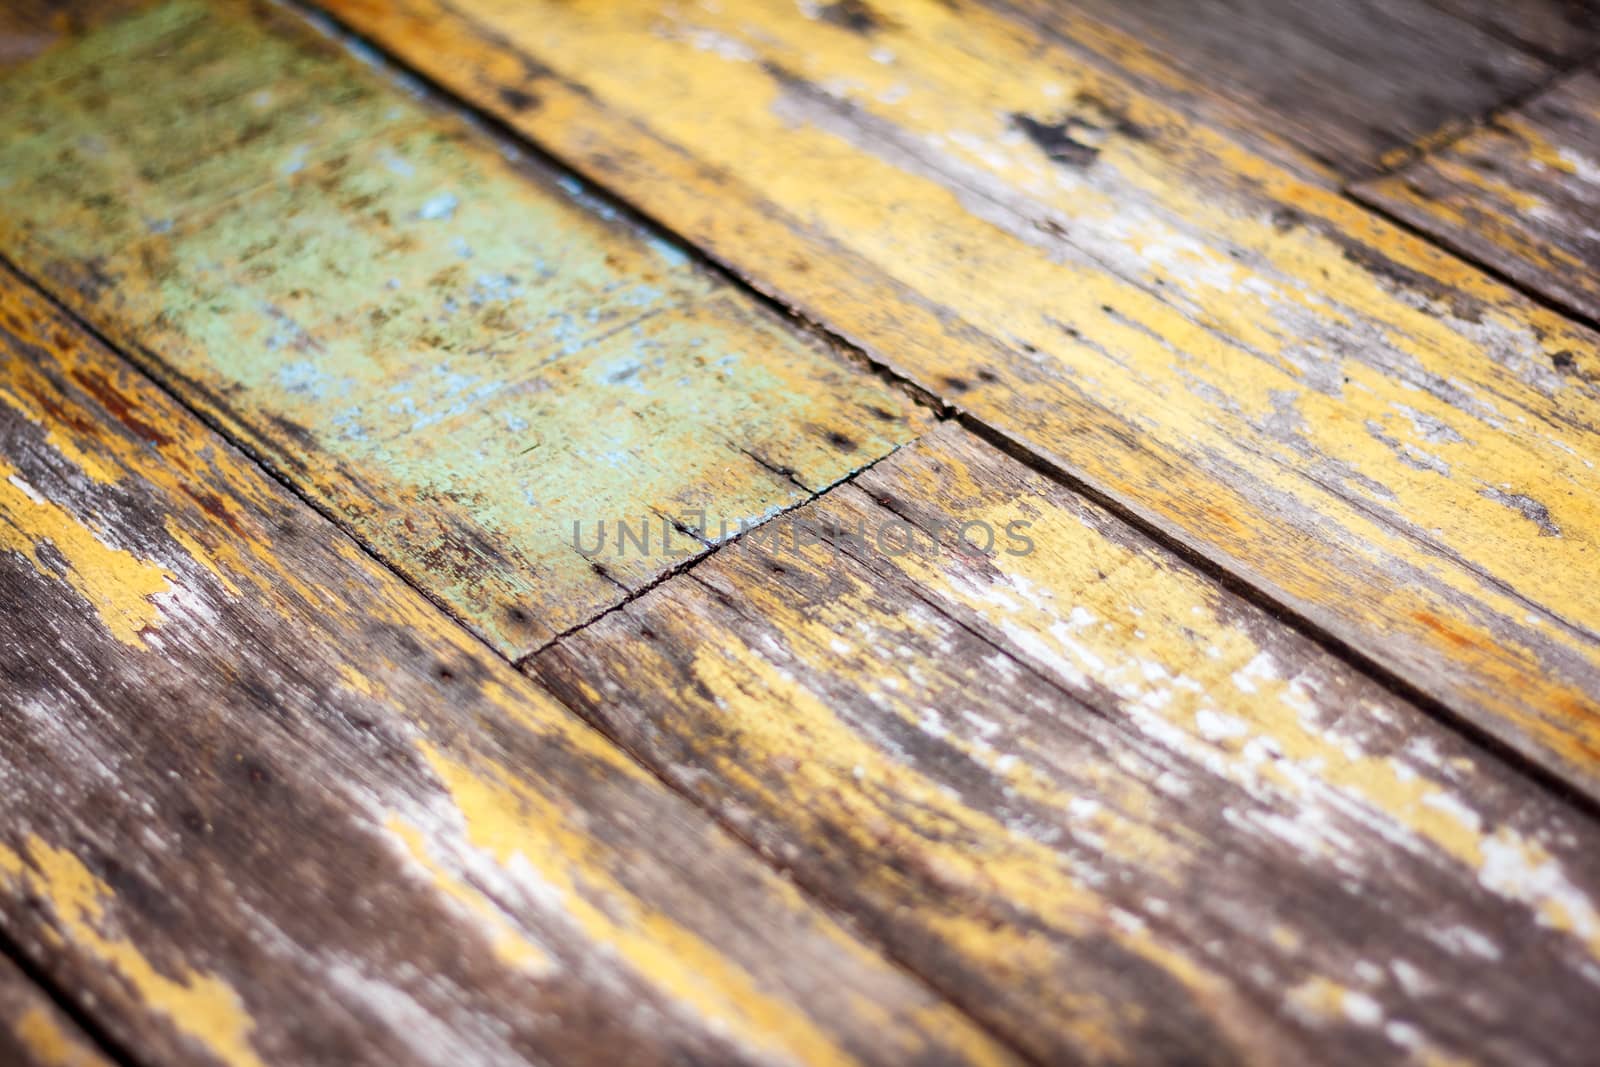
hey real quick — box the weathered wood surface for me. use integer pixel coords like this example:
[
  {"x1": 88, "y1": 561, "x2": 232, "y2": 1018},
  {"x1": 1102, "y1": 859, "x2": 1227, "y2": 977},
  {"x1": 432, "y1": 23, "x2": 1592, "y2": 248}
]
[
  {"x1": 991, "y1": 0, "x2": 1599, "y2": 177},
  {"x1": 0, "y1": 269, "x2": 1013, "y2": 1066},
  {"x1": 0, "y1": 0, "x2": 927, "y2": 661},
  {"x1": 536, "y1": 423, "x2": 1600, "y2": 1067},
  {"x1": 0, "y1": 957, "x2": 111, "y2": 1067},
  {"x1": 1357, "y1": 68, "x2": 1600, "y2": 325},
  {"x1": 304, "y1": 0, "x2": 1600, "y2": 796}
]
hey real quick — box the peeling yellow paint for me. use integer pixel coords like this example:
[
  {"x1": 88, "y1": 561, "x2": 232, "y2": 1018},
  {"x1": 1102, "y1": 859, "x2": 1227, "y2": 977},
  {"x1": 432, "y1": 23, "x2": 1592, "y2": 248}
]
[
  {"x1": 416, "y1": 739, "x2": 876, "y2": 1067},
  {"x1": 324, "y1": 0, "x2": 1600, "y2": 786},
  {"x1": 386, "y1": 817, "x2": 556, "y2": 974},
  {"x1": 673, "y1": 623, "x2": 1266, "y2": 1063},
  {"x1": 0, "y1": 387, "x2": 125, "y2": 497},
  {"x1": 1357, "y1": 75, "x2": 1600, "y2": 334},
  {"x1": 541, "y1": 425, "x2": 1600, "y2": 1061},
  {"x1": 334, "y1": 661, "x2": 380, "y2": 700},
  {"x1": 163, "y1": 520, "x2": 242, "y2": 598},
  {"x1": 0, "y1": 837, "x2": 265, "y2": 1067},
  {"x1": 0, "y1": 457, "x2": 171, "y2": 646},
  {"x1": 871, "y1": 439, "x2": 1600, "y2": 962},
  {"x1": 12, "y1": 1003, "x2": 109, "y2": 1067}
]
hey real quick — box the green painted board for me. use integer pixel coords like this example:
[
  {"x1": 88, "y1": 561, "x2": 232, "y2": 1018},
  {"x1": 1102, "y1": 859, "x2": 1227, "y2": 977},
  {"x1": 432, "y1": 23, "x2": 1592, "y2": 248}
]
[{"x1": 0, "y1": 0, "x2": 928, "y2": 656}]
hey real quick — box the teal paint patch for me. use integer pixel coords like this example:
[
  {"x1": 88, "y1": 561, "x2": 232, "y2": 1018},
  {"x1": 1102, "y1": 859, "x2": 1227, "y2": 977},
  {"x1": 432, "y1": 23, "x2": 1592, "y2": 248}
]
[{"x1": 0, "y1": 0, "x2": 926, "y2": 655}]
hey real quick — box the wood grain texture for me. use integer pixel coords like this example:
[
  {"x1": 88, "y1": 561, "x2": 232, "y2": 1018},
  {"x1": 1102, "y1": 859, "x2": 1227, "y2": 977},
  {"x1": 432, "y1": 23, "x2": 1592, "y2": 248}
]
[
  {"x1": 0, "y1": 957, "x2": 112, "y2": 1067},
  {"x1": 303, "y1": 0, "x2": 1600, "y2": 795},
  {"x1": 536, "y1": 423, "x2": 1600, "y2": 1067},
  {"x1": 1356, "y1": 68, "x2": 1600, "y2": 325},
  {"x1": 0, "y1": 269, "x2": 1012, "y2": 1067},
  {"x1": 0, "y1": 0, "x2": 928, "y2": 660},
  {"x1": 990, "y1": 0, "x2": 1597, "y2": 177}
]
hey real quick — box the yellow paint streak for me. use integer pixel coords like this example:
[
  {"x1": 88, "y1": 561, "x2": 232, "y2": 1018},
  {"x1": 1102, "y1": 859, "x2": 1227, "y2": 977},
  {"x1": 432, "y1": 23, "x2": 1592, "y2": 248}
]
[
  {"x1": 1429, "y1": 152, "x2": 1547, "y2": 215},
  {"x1": 1502, "y1": 114, "x2": 1587, "y2": 177},
  {"x1": 415, "y1": 740, "x2": 874, "y2": 1067},
  {"x1": 0, "y1": 458, "x2": 170, "y2": 646},
  {"x1": 1361, "y1": 105, "x2": 1600, "y2": 303},
  {"x1": 0, "y1": 297, "x2": 134, "y2": 491},
  {"x1": 1375, "y1": 115, "x2": 1477, "y2": 173},
  {"x1": 0, "y1": 400, "x2": 126, "y2": 498},
  {"x1": 326, "y1": 0, "x2": 1600, "y2": 782},
  {"x1": 0, "y1": 837, "x2": 265, "y2": 1067},
  {"x1": 674, "y1": 611, "x2": 1266, "y2": 1063},
  {"x1": 12, "y1": 1004, "x2": 110, "y2": 1067},
  {"x1": 875, "y1": 439, "x2": 1600, "y2": 963},
  {"x1": 335, "y1": 660, "x2": 380, "y2": 700},
  {"x1": 1285, "y1": 976, "x2": 1375, "y2": 1026},
  {"x1": 163, "y1": 520, "x2": 241, "y2": 597},
  {"x1": 386, "y1": 817, "x2": 555, "y2": 974}
]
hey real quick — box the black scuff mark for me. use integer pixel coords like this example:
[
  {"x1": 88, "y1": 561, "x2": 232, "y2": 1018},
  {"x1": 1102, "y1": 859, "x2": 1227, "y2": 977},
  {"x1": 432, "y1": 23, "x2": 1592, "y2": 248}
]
[
  {"x1": 819, "y1": 0, "x2": 885, "y2": 34},
  {"x1": 496, "y1": 85, "x2": 538, "y2": 113},
  {"x1": 1481, "y1": 487, "x2": 1562, "y2": 537},
  {"x1": 1011, "y1": 113, "x2": 1100, "y2": 168}
]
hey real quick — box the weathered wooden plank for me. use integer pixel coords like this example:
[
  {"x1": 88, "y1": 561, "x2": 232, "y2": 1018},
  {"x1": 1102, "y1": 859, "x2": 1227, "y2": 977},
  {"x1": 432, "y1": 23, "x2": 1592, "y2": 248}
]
[
  {"x1": 0, "y1": 269, "x2": 1012, "y2": 1066},
  {"x1": 536, "y1": 422, "x2": 1600, "y2": 1067},
  {"x1": 990, "y1": 0, "x2": 1596, "y2": 176},
  {"x1": 0, "y1": 956, "x2": 112, "y2": 1067},
  {"x1": 0, "y1": 0, "x2": 928, "y2": 661},
  {"x1": 1356, "y1": 69, "x2": 1600, "y2": 325},
  {"x1": 303, "y1": 0, "x2": 1600, "y2": 795}
]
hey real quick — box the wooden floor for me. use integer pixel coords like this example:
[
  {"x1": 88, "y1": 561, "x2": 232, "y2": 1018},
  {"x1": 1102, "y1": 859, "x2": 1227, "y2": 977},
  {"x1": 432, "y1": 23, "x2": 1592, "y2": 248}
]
[{"x1": 3, "y1": 1, "x2": 1599, "y2": 1064}]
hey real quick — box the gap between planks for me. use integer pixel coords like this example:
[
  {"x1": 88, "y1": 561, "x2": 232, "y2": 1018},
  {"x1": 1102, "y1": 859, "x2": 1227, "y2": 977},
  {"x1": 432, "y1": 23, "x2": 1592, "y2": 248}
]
[
  {"x1": 277, "y1": 0, "x2": 1600, "y2": 827},
  {"x1": 0, "y1": 924, "x2": 133, "y2": 1067},
  {"x1": 1343, "y1": 42, "x2": 1600, "y2": 334},
  {"x1": 3, "y1": 0, "x2": 1592, "y2": 861},
  {"x1": 1353, "y1": 184, "x2": 1600, "y2": 342},
  {"x1": 0, "y1": 255, "x2": 1044, "y2": 1067},
  {"x1": 1352, "y1": 39, "x2": 1600, "y2": 183},
  {"x1": 515, "y1": 435, "x2": 933, "y2": 663},
  {"x1": 6, "y1": 7, "x2": 1600, "y2": 1055},
  {"x1": 3, "y1": 0, "x2": 1582, "y2": 848},
  {"x1": 1351, "y1": 165, "x2": 1600, "y2": 344},
  {"x1": 0, "y1": 248, "x2": 519, "y2": 691}
]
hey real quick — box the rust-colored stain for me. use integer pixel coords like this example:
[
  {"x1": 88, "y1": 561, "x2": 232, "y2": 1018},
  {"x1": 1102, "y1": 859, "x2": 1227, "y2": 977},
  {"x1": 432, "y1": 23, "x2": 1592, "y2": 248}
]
[{"x1": 1410, "y1": 609, "x2": 1480, "y2": 652}]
